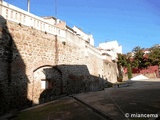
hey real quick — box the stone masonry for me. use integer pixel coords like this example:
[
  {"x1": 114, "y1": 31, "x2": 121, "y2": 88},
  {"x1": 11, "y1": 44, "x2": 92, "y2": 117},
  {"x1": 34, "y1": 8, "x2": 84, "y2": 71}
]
[{"x1": 0, "y1": 16, "x2": 118, "y2": 115}]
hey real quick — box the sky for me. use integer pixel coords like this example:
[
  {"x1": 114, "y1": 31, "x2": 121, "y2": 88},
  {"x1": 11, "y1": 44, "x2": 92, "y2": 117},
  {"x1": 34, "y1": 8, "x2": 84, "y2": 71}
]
[{"x1": 3, "y1": 0, "x2": 160, "y2": 53}]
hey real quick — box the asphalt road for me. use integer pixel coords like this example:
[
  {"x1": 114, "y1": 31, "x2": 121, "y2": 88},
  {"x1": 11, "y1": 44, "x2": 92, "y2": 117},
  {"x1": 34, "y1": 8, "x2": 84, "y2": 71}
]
[{"x1": 74, "y1": 79, "x2": 160, "y2": 120}]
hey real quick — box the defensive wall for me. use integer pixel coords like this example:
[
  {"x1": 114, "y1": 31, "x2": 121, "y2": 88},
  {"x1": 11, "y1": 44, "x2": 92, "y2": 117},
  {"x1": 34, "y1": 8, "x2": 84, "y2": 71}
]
[{"x1": 0, "y1": 1, "x2": 118, "y2": 115}]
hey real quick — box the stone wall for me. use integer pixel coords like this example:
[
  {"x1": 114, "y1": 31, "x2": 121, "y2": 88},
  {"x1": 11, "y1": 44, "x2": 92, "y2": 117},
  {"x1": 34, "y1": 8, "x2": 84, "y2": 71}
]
[
  {"x1": 0, "y1": 18, "x2": 118, "y2": 114},
  {"x1": 0, "y1": 15, "x2": 11, "y2": 115},
  {"x1": 0, "y1": 16, "x2": 32, "y2": 115}
]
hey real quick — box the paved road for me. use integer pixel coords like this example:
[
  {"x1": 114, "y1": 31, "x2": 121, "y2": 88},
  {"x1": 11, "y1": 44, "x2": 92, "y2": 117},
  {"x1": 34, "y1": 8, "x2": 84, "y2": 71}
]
[{"x1": 74, "y1": 79, "x2": 160, "y2": 120}]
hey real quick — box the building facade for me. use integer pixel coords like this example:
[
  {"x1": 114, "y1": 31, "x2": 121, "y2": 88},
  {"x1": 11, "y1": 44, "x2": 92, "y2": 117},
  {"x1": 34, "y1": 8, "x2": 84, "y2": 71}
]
[
  {"x1": 98, "y1": 40, "x2": 122, "y2": 61},
  {"x1": 72, "y1": 26, "x2": 94, "y2": 46}
]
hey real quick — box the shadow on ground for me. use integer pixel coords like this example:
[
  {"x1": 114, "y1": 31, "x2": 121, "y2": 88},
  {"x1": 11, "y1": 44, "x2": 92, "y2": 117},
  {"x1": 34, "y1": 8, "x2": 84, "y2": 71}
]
[{"x1": 13, "y1": 97, "x2": 105, "y2": 120}]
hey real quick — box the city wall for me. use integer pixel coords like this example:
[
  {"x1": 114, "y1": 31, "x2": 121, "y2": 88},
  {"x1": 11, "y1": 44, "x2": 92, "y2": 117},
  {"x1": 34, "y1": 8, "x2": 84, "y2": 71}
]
[{"x1": 0, "y1": 1, "x2": 118, "y2": 115}]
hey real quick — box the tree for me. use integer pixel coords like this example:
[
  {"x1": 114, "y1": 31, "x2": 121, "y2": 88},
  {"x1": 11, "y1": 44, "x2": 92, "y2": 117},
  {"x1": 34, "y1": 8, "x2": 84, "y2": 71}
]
[
  {"x1": 117, "y1": 53, "x2": 132, "y2": 80},
  {"x1": 117, "y1": 53, "x2": 127, "y2": 67},
  {"x1": 117, "y1": 54, "x2": 126, "y2": 81},
  {"x1": 127, "y1": 63, "x2": 132, "y2": 79},
  {"x1": 117, "y1": 44, "x2": 160, "y2": 80},
  {"x1": 148, "y1": 45, "x2": 160, "y2": 66},
  {"x1": 131, "y1": 46, "x2": 149, "y2": 69}
]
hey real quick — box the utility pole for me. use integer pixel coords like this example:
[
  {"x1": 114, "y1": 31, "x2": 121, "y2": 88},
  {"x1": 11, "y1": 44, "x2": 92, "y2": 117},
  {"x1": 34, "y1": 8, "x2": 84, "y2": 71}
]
[
  {"x1": 55, "y1": 0, "x2": 57, "y2": 17},
  {"x1": 0, "y1": 0, "x2": 3, "y2": 15},
  {"x1": 27, "y1": 0, "x2": 30, "y2": 12}
]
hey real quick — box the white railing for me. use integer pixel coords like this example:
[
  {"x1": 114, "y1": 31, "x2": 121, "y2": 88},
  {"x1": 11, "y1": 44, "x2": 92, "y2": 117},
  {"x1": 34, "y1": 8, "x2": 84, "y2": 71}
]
[{"x1": 0, "y1": 1, "x2": 65, "y2": 38}]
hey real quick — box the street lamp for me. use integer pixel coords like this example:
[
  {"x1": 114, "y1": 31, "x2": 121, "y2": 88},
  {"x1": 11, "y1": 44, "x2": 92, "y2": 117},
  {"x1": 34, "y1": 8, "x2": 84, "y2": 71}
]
[
  {"x1": 55, "y1": 0, "x2": 57, "y2": 17},
  {"x1": 0, "y1": 0, "x2": 3, "y2": 15},
  {"x1": 27, "y1": 0, "x2": 30, "y2": 12}
]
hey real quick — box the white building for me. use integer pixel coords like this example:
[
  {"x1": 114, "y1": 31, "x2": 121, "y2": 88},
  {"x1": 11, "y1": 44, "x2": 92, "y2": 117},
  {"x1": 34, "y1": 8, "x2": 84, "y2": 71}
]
[
  {"x1": 72, "y1": 26, "x2": 94, "y2": 46},
  {"x1": 42, "y1": 16, "x2": 57, "y2": 25},
  {"x1": 42, "y1": 16, "x2": 66, "y2": 30},
  {"x1": 98, "y1": 41, "x2": 122, "y2": 61}
]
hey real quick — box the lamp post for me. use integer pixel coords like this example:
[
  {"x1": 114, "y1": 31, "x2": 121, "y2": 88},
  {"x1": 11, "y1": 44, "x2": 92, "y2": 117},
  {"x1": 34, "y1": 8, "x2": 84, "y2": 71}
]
[
  {"x1": 0, "y1": 0, "x2": 3, "y2": 15},
  {"x1": 27, "y1": 0, "x2": 30, "y2": 12},
  {"x1": 55, "y1": 0, "x2": 57, "y2": 17}
]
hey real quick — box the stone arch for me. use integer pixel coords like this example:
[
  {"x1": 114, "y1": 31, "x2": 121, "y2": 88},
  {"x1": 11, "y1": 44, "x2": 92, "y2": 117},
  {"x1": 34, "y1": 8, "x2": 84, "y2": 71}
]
[
  {"x1": 33, "y1": 65, "x2": 54, "y2": 72},
  {"x1": 32, "y1": 65, "x2": 62, "y2": 104},
  {"x1": 31, "y1": 60, "x2": 55, "y2": 72}
]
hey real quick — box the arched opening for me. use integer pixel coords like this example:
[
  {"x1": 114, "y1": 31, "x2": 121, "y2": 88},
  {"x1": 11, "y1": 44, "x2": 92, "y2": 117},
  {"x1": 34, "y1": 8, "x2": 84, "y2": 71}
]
[{"x1": 32, "y1": 65, "x2": 62, "y2": 104}]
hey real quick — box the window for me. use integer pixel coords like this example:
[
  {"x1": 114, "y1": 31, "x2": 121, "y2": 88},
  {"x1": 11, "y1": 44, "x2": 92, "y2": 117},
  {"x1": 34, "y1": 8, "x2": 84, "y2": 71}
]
[
  {"x1": 41, "y1": 79, "x2": 52, "y2": 89},
  {"x1": 41, "y1": 79, "x2": 49, "y2": 89}
]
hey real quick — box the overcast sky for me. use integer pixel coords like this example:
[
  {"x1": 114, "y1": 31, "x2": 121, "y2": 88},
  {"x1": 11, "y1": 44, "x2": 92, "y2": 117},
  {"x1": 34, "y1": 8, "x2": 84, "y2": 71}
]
[{"x1": 4, "y1": 0, "x2": 160, "y2": 53}]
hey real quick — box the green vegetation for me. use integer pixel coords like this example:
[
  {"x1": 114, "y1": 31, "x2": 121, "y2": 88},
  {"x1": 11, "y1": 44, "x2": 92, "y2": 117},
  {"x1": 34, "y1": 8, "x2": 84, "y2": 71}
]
[
  {"x1": 131, "y1": 46, "x2": 146, "y2": 69},
  {"x1": 131, "y1": 45, "x2": 160, "y2": 68},
  {"x1": 117, "y1": 53, "x2": 132, "y2": 80},
  {"x1": 127, "y1": 63, "x2": 132, "y2": 79},
  {"x1": 148, "y1": 45, "x2": 160, "y2": 66},
  {"x1": 117, "y1": 44, "x2": 160, "y2": 80}
]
